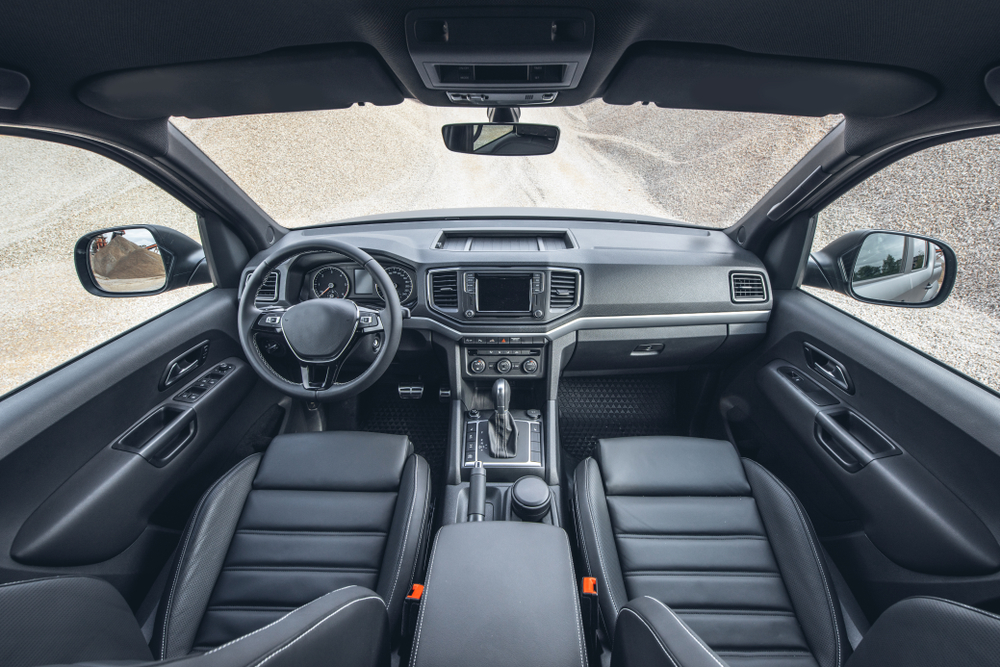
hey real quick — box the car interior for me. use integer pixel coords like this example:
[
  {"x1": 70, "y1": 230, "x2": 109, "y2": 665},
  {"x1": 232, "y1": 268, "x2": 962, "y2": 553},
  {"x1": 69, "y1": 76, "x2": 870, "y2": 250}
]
[{"x1": 3, "y1": 1, "x2": 1000, "y2": 667}]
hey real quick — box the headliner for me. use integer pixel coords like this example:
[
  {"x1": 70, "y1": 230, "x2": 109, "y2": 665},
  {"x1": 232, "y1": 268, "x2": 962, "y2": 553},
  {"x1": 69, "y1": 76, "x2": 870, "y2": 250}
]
[{"x1": 1, "y1": 0, "x2": 999, "y2": 157}]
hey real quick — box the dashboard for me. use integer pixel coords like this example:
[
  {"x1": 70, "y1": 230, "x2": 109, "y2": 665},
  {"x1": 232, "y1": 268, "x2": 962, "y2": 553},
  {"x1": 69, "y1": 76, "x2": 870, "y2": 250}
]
[{"x1": 240, "y1": 215, "x2": 773, "y2": 381}]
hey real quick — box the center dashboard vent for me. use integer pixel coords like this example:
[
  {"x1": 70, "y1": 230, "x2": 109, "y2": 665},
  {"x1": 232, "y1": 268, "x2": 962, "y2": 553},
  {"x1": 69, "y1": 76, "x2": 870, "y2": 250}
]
[
  {"x1": 549, "y1": 271, "x2": 579, "y2": 309},
  {"x1": 430, "y1": 271, "x2": 459, "y2": 309},
  {"x1": 433, "y1": 230, "x2": 574, "y2": 251},
  {"x1": 730, "y1": 272, "x2": 768, "y2": 303},
  {"x1": 245, "y1": 271, "x2": 280, "y2": 302}
]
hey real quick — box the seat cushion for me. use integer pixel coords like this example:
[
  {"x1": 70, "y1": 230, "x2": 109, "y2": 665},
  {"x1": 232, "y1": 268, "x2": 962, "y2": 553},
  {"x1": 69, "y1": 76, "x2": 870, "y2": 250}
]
[
  {"x1": 574, "y1": 436, "x2": 847, "y2": 667},
  {"x1": 155, "y1": 431, "x2": 432, "y2": 658}
]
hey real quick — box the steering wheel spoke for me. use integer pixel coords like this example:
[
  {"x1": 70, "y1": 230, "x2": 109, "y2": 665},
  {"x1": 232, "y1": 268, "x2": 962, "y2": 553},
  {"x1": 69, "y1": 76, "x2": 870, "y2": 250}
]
[
  {"x1": 251, "y1": 307, "x2": 287, "y2": 333},
  {"x1": 298, "y1": 361, "x2": 339, "y2": 390},
  {"x1": 357, "y1": 305, "x2": 385, "y2": 333}
]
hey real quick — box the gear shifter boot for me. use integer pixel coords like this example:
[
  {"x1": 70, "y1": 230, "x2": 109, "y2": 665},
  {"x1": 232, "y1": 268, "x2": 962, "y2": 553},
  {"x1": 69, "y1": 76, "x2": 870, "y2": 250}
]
[{"x1": 488, "y1": 410, "x2": 518, "y2": 458}]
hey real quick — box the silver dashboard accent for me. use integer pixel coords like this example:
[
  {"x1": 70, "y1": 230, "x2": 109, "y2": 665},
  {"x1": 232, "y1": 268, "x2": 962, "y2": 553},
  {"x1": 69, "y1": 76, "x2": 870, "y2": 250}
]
[{"x1": 405, "y1": 309, "x2": 771, "y2": 341}]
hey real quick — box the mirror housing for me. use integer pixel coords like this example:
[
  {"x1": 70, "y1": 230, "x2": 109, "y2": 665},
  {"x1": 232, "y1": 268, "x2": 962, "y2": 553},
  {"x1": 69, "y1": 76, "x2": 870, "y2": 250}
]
[
  {"x1": 803, "y1": 229, "x2": 957, "y2": 307},
  {"x1": 74, "y1": 225, "x2": 211, "y2": 298},
  {"x1": 442, "y1": 123, "x2": 559, "y2": 156}
]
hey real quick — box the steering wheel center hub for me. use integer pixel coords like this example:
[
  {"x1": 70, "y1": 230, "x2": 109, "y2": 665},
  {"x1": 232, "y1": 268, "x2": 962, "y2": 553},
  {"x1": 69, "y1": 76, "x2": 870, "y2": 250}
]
[{"x1": 281, "y1": 298, "x2": 358, "y2": 362}]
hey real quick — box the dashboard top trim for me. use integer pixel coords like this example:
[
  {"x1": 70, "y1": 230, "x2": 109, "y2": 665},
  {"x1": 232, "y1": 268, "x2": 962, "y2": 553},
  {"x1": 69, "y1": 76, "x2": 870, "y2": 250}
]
[{"x1": 405, "y1": 309, "x2": 770, "y2": 341}]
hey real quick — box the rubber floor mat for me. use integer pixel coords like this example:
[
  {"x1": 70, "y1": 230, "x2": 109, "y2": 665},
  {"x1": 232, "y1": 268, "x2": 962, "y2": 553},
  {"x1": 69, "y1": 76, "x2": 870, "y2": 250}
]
[
  {"x1": 558, "y1": 374, "x2": 678, "y2": 461},
  {"x1": 358, "y1": 383, "x2": 449, "y2": 483}
]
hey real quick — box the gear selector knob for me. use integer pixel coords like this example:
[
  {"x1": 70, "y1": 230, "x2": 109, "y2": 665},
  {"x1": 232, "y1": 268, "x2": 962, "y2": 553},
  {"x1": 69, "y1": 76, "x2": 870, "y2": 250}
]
[{"x1": 493, "y1": 379, "x2": 510, "y2": 420}]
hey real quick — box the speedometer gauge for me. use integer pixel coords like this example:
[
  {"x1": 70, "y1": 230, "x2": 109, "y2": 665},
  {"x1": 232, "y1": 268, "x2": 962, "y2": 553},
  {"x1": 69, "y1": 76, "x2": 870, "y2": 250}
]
[
  {"x1": 376, "y1": 266, "x2": 413, "y2": 302},
  {"x1": 313, "y1": 266, "x2": 350, "y2": 298}
]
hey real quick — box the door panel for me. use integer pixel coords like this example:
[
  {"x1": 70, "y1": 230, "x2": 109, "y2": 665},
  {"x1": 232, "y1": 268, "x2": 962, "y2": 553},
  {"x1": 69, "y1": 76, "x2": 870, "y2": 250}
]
[
  {"x1": 0, "y1": 288, "x2": 265, "y2": 603},
  {"x1": 720, "y1": 289, "x2": 1000, "y2": 616}
]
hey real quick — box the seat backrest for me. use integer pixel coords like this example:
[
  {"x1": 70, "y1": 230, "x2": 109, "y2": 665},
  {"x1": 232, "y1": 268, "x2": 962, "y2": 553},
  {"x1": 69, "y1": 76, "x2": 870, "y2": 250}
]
[{"x1": 153, "y1": 431, "x2": 431, "y2": 658}]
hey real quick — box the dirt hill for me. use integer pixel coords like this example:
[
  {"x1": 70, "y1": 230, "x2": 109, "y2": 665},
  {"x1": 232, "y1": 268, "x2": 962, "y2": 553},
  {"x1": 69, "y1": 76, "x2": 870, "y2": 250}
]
[{"x1": 91, "y1": 234, "x2": 165, "y2": 280}]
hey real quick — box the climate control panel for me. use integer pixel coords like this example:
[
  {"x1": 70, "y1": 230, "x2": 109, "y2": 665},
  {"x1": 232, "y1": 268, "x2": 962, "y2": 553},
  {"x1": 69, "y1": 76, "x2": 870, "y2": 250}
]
[{"x1": 462, "y1": 335, "x2": 546, "y2": 378}]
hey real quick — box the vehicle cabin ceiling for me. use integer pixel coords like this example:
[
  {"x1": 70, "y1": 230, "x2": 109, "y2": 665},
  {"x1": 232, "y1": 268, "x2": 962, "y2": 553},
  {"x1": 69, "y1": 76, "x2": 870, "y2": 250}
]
[{"x1": 1, "y1": 0, "x2": 999, "y2": 160}]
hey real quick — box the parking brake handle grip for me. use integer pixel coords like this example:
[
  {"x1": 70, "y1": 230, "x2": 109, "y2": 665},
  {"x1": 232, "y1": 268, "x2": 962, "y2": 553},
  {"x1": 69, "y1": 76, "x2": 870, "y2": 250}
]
[{"x1": 468, "y1": 462, "x2": 486, "y2": 522}]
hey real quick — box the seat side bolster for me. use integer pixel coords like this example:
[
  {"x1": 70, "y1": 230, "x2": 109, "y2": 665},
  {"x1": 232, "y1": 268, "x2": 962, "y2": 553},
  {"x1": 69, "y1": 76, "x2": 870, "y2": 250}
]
[
  {"x1": 376, "y1": 453, "x2": 432, "y2": 637},
  {"x1": 153, "y1": 453, "x2": 262, "y2": 660},
  {"x1": 742, "y1": 458, "x2": 848, "y2": 667},
  {"x1": 573, "y1": 457, "x2": 629, "y2": 639},
  {"x1": 846, "y1": 596, "x2": 1000, "y2": 667},
  {"x1": 611, "y1": 597, "x2": 730, "y2": 667},
  {"x1": 0, "y1": 576, "x2": 152, "y2": 667}
]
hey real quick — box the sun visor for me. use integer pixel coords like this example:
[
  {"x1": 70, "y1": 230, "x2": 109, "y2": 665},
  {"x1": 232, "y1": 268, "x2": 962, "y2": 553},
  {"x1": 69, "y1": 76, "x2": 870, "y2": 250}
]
[
  {"x1": 604, "y1": 44, "x2": 936, "y2": 118},
  {"x1": 78, "y1": 44, "x2": 404, "y2": 120},
  {"x1": 0, "y1": 68, "x2": 30, "y2": 110}
]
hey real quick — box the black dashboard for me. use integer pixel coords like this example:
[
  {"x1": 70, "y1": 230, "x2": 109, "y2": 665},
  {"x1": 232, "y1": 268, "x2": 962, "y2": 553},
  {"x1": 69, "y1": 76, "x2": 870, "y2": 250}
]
[{"x1": 240, "y1": 215, "x2": 772, "y2": 382}]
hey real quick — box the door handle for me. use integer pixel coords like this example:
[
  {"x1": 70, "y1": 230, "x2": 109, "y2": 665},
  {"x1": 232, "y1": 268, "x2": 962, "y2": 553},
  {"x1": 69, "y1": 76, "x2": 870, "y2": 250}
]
[
  {"x1": 803, "y1": 342, "x2": 852, "y2": 393},
  {"x1": 160, "y1": 340, "x2": 210, "y2": 389}
]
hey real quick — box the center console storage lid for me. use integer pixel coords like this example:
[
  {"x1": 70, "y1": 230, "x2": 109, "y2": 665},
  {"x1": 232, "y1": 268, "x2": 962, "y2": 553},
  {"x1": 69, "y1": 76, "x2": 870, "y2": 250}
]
[{"x1": 412, "y1": 522, "x2": 585, "y2": 667}]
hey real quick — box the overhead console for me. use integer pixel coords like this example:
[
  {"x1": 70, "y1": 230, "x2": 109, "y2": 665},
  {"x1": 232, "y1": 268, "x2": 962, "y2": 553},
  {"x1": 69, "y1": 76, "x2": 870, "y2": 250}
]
[{"x1": 405, "y1": 8, "x2": 594, "y2": 106}]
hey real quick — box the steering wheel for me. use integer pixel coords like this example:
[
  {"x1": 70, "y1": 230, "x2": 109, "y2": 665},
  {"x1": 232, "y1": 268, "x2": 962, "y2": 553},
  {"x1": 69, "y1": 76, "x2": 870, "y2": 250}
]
[{"x1": 238, "y1": 237, "x2": 402, "y2": 401}]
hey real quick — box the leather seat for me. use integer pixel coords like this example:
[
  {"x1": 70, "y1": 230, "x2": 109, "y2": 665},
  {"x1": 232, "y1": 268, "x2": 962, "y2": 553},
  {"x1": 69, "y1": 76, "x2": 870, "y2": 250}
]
[
  {"x1": 0, "y1": 430, "x2": 432, "y2": 667},
  {"x1": 573, "y1": 436, "x2": 848, "y2": 667}
]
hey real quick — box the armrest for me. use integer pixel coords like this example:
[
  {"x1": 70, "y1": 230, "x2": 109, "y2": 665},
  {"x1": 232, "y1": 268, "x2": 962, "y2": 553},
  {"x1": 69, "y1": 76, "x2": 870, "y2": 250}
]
[
  {"x1": 411, "y1": 522, "x2": 586, "y2": 667},
  {"x1": 846, "y1": 596, "x2": 1000, "y2": 667},
  {"x1": 611, "y1": 597, "x2": 729, "y2": 667},
  {"x1": 33, "y1": 585, "x2": 389, "y2": 667},
  {"x1": 0, "y1": 576, "x2": 152, "y2": 667}
]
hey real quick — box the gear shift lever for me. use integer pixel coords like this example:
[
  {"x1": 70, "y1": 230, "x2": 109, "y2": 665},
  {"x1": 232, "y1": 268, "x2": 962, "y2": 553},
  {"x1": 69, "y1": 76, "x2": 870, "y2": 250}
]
[{"x1": 488, "y1": 379, "x2": 517, "y2": 458}]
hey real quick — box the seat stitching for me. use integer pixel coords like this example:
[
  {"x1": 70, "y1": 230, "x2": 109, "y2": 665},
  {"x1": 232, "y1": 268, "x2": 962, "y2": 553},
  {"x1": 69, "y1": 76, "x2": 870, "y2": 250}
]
[
  {"x1": 235, "y1": 530, "x2": 388, "y2": 537},
  {"x1": 403, "y1": 461, "x2": 432, "y2": 600},
  {"x1": 161, "y1": 455, "x2": 258, "y2": 659},
  {"x1": 617, "y1": 608, "x2": 680, "y2": 667},
  {"x1": 646, "y1": 597, "x2": 726, "y2": 667},
  {"x1": 673, "y1": 609, "x2": 797, "y2": 616},
  {"x1": 573, "y1": 469, "x2": 594, "y2": 578},
  {"x1": 615, "y1": 534, "x2": 767, "y2": 541},
  {"x1": 385, "y1": 455, "x2": 419, "y2": 615},
  {"x1": 250, "y1": 595, "x2": 383, "y2": 667},
  {"x1": 745, "y1": 459, "x2": 842, "y2": 667},
  {"x1": 586, "y1": 458, "x2": 620, "y2": 615},
  {"x1": 411, "y1": 531, "x2": 442, "y2": 665},
  {"x1": 910, "y1": 596, "x2": 1000, "y2": 622},
  {"x1": 716, "y1": 651, "x2": 815, "y2": 657},
  {"x1": 625, "y1": 571, "x2": 780, "y2": 578},
  {"x1": 206, "y1": 606, "x2": 298, "y2": 612},
  {"x1": 204, "y1": 586, "x2": 360, "y2": 654},
  {"x1": 562, "y1": 532, "x2": 587, "y2": 667},
  {"x1": 221, "y1": 566, "x2": 379, "y2": 572}
]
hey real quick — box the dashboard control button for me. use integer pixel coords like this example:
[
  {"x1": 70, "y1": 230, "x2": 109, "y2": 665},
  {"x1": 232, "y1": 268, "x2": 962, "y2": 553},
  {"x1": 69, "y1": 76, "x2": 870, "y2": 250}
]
[
  {"x1": 470, "y1": 358, "x2": 486, "y2": 374},
  {"x1": 522, "y1": 358, "x2": 538, "y2": 373},
  {"x1": 464, "y1": 309, "x2": 475, "y2": 318},
  {"x1": 533, "y1": 309, "x2": 544, "y2": 318},
  {"x1": 496, "y1": 358, "x2": 512, "y2": 373}
]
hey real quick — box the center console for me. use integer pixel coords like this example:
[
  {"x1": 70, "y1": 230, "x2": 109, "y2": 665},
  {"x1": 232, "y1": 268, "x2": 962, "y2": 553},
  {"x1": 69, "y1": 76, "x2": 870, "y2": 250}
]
[{"x1": 409, "y1": 522, "x2": 586, "y2": 667}]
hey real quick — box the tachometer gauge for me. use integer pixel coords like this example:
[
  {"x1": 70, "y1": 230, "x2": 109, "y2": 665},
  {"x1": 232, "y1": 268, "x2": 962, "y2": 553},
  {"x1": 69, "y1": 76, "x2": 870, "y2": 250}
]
[
  {"x1": 312, "y1": 266, "x2": 350, "y2": 298},
  {"x1": 376, "y1": 266, "x2": 413, "y2": 302}
]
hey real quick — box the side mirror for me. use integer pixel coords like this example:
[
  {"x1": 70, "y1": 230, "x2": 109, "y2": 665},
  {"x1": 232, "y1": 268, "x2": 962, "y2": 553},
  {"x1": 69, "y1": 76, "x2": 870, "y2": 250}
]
[
  {"x1": 803, "y1": 229, "x2": 957, "y2": 307},
  {"x1": 74, "y1": 225, "x2": 211, "y2": 298},
  {"x1": 441, "y1": 123, "x2": 559, "y2": 156}
]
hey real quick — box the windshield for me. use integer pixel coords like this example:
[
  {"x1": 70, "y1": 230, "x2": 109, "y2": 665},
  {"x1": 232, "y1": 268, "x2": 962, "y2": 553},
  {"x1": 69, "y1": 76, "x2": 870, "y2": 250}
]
[{"x1": 171, "y1": 100, "x2": 840, "y2": 228}]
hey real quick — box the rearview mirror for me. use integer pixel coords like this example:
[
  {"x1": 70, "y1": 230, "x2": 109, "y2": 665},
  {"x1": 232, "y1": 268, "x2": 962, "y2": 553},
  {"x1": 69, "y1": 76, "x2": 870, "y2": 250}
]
[
  {"x1": 74, "y1": 225, "x2": 211, "y2": 297},
  {"x1": 442, "y1": 123, "x2": 559, "y2": 156},
  {"x1": 803, "y1": 229, "x2": 957, "y2": 307}
]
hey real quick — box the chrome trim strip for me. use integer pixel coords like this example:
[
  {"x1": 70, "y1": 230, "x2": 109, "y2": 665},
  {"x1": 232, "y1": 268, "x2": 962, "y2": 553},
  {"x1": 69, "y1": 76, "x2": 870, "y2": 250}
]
[{"x1": 405, "y1": 309, "x2": 771, "y2": 341}]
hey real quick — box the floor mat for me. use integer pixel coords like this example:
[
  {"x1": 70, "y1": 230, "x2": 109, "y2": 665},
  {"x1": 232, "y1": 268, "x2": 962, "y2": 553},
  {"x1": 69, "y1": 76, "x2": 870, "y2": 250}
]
[
  {"x1": 558, "y1": 374, "x2": 678, "y2": 461},
  {"x1": 357, "y1": 383, "x2": 449, "y2": 484}
]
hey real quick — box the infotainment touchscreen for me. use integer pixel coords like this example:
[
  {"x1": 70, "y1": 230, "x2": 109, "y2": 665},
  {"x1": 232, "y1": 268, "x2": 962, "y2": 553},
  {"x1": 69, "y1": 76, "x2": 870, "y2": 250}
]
[{"x1": 476, "y1": 275, "x2": 532, "y2": 313}]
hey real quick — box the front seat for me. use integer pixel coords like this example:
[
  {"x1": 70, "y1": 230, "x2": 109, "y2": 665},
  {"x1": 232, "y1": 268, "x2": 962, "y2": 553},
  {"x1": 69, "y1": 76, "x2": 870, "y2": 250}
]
[
  {"x1": 574, "y1": 436, "x2": 848, "y2": 667},
  {"x1": 0, "y1": 431, "x2": 433, "y2": 667}
]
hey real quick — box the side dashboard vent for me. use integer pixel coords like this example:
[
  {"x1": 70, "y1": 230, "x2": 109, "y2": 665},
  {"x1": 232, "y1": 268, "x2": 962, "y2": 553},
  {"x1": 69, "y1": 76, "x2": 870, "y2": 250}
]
[
  {"x1": 430, "y1": 271, "x2": 459, "y2": 309},
  {"x1": 549, "y1": 271, "x2": 578, "y2": 309},
  {"x1": 246, "y1": 271, "x2": 280, "y2": 302},
  {"x1": 730, "y1": 272, "x2": 768, "y2": 303}
]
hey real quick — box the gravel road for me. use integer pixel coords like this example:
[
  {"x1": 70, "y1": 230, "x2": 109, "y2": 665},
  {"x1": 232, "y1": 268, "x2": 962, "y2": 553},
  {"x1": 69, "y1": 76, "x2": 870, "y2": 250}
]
[{"x1": 1, "y1": 101, "x2": 997, "y2": 396}]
